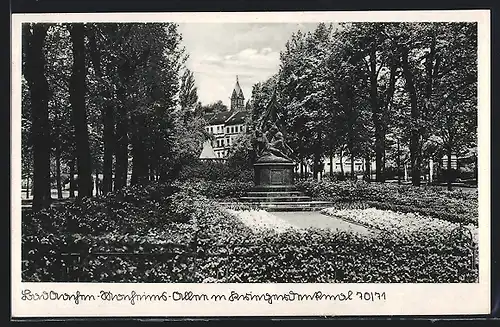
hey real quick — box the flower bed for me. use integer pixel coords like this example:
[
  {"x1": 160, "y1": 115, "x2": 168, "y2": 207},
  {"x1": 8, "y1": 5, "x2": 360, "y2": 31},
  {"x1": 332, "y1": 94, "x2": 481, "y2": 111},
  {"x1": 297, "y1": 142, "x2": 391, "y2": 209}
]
[
  {"x1": 321, "y1": 207, "x2": 478, "y2": 244},
  {"x1": 192, "y1": 193, "x2": 477, "y2": 283},
  {"x1": 227, "y1": 209, "x2": 298, "y2": 234},
  {"x1": 297, "y1": 180, "x2": 478, "y2": 225}
]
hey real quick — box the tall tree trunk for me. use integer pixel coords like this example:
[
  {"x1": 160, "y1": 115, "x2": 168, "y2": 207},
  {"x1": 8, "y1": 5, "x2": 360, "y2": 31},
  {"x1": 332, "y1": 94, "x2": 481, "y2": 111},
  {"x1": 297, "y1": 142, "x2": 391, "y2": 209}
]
[
  {"x1": 474, "y1": 154, "x2": 478, "y2": 183},
  {"x1": 350, "y1": 152, "x2": 355, "y2": 181},
  {"x1": 364, "y1": 154, "x2": 371, "y2": 181},
  {"x1": 447, "y1": 146, "x2": 453, "y2": 191},
  {"x1": 401, "y1": 46, "x2": 421, "y2": 186},
  {"x1": 102, "y1": 102, "x2": 114, "y2": 194},
  {"x1": 94, "y1": 172, "x2": 99, "y2": 196},
  {"x1": 131, "y1": 140, "x2": 148, "y2": 185},
  {"x1": 300, "y1": 157, "x2": 304, "y2": 179},
  {"x1": 339, "y1": 150, "x2": 344, "y2": 177},
  {"x1": 88, "y1": 26, "x2": 114, "y2": 195},
  {"x1": 55, "y1": 145, "x2": 62, "y2": 199},
  {"x1": 149, "y1": 165, "x2": 155, "y2": 181},
  {"x1": 69, "y1": 157, "x2": 76, "y2": 198},
  {"x1": 54, "y1": 117, "x2": 63, "y2": 199},
  {"x1": 397, "y1": 138, "x2": 401, "y2": 185},
  {"x1": 329, "y1": 155, "x2": 333, "y2": 176},
  {"x1": 114, "y1": 103, "x2": 129, "y2": 189},
  {"x1": 131, "y1": 115, "x2": 149, "y2": 185},
  {"x1": 114, "y1": 53, "x2": 132, "y2": 189},
  {"x1": 26, "y1": 174, "x2": 30, "y2": 199},
  {"x1": 69, "y1": 23, "x2": 92, "y2": 198},
  {"x1": 369, "y1": 48, "x2": 385, "y2": 182},
  {"x1": 24, "y1": 23, "x2": 52, "y2": 211}
]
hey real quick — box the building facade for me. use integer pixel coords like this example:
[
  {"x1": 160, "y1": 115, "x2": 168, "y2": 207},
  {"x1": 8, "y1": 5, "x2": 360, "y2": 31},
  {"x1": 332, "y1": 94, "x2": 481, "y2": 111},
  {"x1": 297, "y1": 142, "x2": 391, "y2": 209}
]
[{"x1": 202, "y1": 76, "x2": 249, "y2": 159}]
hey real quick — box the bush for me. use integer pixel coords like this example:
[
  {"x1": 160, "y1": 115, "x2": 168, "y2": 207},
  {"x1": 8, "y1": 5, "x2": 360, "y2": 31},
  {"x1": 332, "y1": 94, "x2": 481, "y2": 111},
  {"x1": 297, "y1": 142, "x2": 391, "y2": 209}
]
[
  {"x1": 296, "y1": 180, "x2": 478, "y2": 225},
  {"x1": 22, "y1": 182, "x2": 196, "y2": 282},
  {"x1": 174, "y1": 179, "x2": 253, "y2": 200},
  {"x1": 178, "y1": 160, "x2": 253, "y2": 183}
]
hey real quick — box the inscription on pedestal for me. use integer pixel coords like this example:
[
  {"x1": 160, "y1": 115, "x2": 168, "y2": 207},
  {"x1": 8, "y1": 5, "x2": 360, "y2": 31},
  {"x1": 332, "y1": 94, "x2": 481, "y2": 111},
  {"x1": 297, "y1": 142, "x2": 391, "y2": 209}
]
[{"x1": 270, "y1": 169, "x2": 284, "y2": 185}]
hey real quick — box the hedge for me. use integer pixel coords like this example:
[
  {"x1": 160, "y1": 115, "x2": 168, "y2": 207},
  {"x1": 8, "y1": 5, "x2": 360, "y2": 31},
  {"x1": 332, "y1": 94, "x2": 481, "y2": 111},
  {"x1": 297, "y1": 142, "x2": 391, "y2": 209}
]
[{"x1": 296, "y1": 180, "x2": 478, "y2": 226}]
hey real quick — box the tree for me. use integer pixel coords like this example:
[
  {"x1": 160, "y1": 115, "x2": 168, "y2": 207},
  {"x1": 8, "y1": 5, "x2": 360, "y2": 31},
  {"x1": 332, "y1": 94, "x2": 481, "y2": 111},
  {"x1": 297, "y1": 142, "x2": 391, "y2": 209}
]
[
  {"x1": 179, "y1": 69, "x2": 198, "y2": 111},
  {"x1": 68, "y1": 23, "x2": 93, "y2": 198},
  {"x1": 342, "y1": 23, "x2": 401, "y2": 182},
  {"x1": 278, "y1": 24, "x2": 336, "y2": 178},
  {"x1": 43, "y1": 24, "x2": 75, "y2": 199},
  {"x1": 23, "y1": 23, "x2": 52, "y2": 211},
  {"x1": 86, "y1": 23, "x2": 117, "y2": 194},
  {"x1": 435, "y1": 92, "x2": 477, "y2": 190},
  {"x1": 200, "y1": 100, "x2": 228, "y2": 116},
  {"x1": 398, "y1": 22, "x2": 477, "y2": 186},
  {"x1": 250, "y1": 74, "x2": 279, "y2": 127},
  {"x1": 21, "y1": 78, "x2": 33, "y2": 199}
]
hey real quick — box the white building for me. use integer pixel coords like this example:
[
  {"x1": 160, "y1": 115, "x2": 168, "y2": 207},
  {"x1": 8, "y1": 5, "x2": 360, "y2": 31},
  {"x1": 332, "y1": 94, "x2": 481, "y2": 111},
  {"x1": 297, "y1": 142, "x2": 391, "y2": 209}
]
[{"x1": 203, "y1": 76, "x2": 249, "y2": 159}]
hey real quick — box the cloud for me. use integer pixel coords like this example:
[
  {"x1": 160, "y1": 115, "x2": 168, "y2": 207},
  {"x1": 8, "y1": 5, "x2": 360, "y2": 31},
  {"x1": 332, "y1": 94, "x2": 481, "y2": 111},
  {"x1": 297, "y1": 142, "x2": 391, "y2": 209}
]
[
  {"x1": 199, "y1": 47, "x2": 280, "y2": 72},
  {"x1": 178, "y1": 23, "x2": 319, "y2": 105}
]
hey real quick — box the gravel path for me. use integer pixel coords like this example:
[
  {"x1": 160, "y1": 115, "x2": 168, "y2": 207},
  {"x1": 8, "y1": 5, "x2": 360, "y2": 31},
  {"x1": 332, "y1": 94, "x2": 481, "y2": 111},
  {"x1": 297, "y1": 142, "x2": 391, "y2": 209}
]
[{"x1": 272, "y1": 211, "x2": 378, "y2": 237}]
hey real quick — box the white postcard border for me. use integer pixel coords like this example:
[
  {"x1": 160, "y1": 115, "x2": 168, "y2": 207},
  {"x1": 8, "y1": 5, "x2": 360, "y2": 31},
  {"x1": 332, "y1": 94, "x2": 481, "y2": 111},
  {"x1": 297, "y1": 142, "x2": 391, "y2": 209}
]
[{"x1": 11, "y1": 10, "x2": 491, "y2": 317}]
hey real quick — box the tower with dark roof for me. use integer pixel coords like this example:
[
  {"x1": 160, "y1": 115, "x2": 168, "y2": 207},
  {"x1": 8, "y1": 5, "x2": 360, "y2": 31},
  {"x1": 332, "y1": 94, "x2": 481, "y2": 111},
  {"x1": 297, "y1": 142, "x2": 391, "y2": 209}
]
[{"x1": 230, "y1": 75, "x2": 245, "y2": 111}]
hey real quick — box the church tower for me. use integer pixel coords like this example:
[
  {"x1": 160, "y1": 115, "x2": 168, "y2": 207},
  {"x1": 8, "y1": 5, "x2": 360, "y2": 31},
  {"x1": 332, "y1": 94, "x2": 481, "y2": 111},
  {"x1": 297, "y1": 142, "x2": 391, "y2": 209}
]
[{"x1": 230, "y1": 75, "x2": 245, "y2": 111}]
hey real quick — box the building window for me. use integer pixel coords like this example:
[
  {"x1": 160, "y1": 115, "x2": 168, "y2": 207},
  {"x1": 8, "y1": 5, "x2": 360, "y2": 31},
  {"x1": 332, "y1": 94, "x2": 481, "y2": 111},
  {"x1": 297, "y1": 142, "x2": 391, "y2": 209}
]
[
  {"x1": 226, "y1": 138, "x2": 230, "y2": 145},
  {"x1": 231, "y1": 127, "x2": 234, "y2": 133},
  {"x1": 217, "y1": 126, "x2": 220, "y2": 132},
  {"x1": 221, "y1": 139, "x2": 224, "y2": 147},
  {"x1": 226, "y1": 127, "x2": 229, "y2": 134}
]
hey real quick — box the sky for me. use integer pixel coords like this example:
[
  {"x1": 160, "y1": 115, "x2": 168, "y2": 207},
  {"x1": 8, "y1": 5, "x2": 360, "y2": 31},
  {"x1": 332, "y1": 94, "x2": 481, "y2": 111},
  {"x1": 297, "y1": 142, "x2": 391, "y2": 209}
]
[{"x1": 177, "y1": 23, "x2": 319, "y2": 107}]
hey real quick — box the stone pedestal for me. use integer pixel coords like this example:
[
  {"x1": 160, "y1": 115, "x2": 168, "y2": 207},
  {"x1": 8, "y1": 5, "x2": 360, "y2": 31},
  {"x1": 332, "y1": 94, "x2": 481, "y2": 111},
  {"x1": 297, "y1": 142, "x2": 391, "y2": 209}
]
[{"x1": 253, "y1": 154, "x2": 296, "y2": 188}]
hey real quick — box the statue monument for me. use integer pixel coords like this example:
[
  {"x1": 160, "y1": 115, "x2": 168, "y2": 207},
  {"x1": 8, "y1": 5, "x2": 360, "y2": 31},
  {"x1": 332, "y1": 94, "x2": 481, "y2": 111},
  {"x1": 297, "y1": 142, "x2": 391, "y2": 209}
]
[
  {"x1": 251, "y1": 90, "x2": 296, "y2": 188},
  {"x1": 237, "y1": 88, "x2": 334, "y2": 211}
]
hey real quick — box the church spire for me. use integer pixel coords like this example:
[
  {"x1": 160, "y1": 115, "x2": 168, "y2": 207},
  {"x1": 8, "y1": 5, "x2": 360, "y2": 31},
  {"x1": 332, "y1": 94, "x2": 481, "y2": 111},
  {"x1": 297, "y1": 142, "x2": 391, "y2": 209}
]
[{"x1": 231, "y1": 75, "x2": 245, "y2": 111}]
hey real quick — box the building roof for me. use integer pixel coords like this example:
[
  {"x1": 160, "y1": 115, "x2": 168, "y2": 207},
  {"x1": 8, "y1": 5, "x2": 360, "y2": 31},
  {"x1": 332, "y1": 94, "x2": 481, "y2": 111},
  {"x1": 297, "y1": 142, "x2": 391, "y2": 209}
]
[
  {"x1": 207, "y1": 111, "x2": 233, "y2": 125},
  {"x1": 202, "y1": 113, "x2": 214, "y2": 122},
  {"x1": 225, "y1": 110, "x2": 248, "y2": 125},
  {"x1": 231, "y1": 76, "x2": 244, "y2": 99},
  {"x1": 199, "y1": 140, "x2": 218, "y2": 159}
]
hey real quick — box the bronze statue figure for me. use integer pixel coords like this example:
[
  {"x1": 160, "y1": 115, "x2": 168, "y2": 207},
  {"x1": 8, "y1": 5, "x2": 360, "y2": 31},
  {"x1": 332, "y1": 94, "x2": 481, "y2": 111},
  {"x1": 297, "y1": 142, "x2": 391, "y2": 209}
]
[
  {"x1": 252, "y1": 92, "x2": 295, "y2": 162},
  {"x1": 268, "y1": 131, "x2": 293, "y2": 161}
]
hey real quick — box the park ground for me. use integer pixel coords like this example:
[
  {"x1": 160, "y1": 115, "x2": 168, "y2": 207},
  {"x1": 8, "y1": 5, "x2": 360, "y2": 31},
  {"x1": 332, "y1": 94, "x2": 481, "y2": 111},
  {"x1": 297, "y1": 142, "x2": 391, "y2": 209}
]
[{"x1": 21, "y1": 161, "x2": 479, "y2": 283}]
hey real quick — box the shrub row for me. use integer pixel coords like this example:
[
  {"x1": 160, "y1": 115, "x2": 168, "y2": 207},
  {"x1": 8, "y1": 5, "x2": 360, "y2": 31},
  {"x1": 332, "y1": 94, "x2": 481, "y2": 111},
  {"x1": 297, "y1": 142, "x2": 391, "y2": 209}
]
[
  {"x1": 173, "y1": 179, "x2": 254, "y2": 200},
  {"x1": 296, "y1": 180, "x2": 478, "y2": 225},
  {"x1": 178, "y1": 161, "x2": 253, "y2": 183}
]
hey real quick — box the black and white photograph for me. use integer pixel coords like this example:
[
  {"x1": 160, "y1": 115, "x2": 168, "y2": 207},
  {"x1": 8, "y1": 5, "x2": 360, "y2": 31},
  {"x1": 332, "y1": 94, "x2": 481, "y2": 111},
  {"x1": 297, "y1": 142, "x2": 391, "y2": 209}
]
[{"x1": 12, "y1": 10, "x2": 491, "y2": 317}]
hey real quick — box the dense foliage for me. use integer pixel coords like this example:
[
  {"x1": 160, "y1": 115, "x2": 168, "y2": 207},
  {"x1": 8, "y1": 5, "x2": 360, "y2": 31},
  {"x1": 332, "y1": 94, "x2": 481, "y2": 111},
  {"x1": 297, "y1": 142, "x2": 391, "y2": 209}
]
[
  {"x1": 297, "y1": 180, "x2": 478, "y2": 225},
  {"x1": 22, "y1": 23, "x2": 204, "y2": 210},
  {"x1": 250, "y1": 22, "x2": 477, "y2": 187}
]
